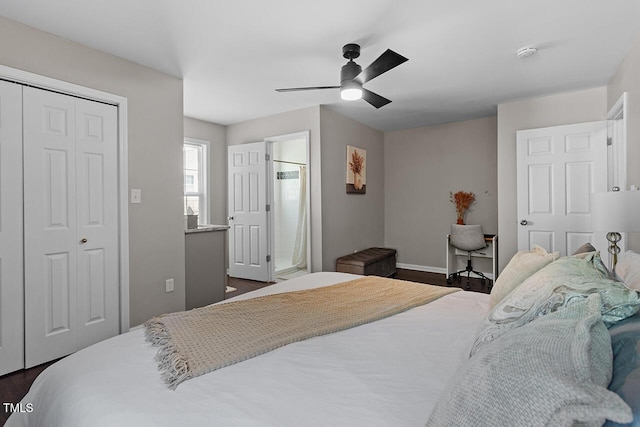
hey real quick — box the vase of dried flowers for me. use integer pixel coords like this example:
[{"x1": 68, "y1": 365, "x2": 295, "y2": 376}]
[
  {"x1": 450, "y1": 191, "x2": 476, "y2": 225},
  {"x1": 349, "y1": 150, "x2": 365, "y2": 190}
]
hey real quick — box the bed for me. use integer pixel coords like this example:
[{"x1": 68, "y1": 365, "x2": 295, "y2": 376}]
[{"x1": 7, "y1": 249, "x2": 640, "y2": 427}]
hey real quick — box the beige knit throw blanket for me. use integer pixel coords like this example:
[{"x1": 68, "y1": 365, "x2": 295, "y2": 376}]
[{"x1": 144, "y1": 276, "x2": 460, "y2": 389}]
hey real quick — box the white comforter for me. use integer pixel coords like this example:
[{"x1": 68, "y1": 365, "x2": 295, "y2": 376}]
[{"x1": 7, "y1": 272, "x2": 489, "y2": 427}]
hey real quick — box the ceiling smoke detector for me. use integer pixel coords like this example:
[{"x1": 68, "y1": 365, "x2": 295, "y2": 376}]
[{"x1": 517, "y1": 46, "x2": 538, "y2": 58}]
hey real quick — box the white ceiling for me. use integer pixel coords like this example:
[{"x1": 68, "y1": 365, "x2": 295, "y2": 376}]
[{"x1": 2, "y1": 0, "x2": 639, "y2": 131}]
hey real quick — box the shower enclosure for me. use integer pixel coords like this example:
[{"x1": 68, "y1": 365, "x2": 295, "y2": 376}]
[{"x1": 272, "y1": 138, "x2": 307, "y2": 279}]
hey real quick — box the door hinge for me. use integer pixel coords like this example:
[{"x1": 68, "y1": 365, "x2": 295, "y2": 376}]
[
  {"x1": 607, "y1": 137, "x2": 613, "y2": 146},
  {"x1": 266, "y1": 204, "x2": 271, "y2": 212},
  {"x1": 266, "y1": 255, "x2": 271, "y2": 262},
  {"x1": 265, "y1": 153, "x2": 270, "y2": 161}
]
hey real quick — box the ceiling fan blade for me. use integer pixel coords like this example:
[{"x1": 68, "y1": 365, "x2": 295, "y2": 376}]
[
  {"x1": 362, "y1": 89, "x2": 391, "y2": 109},
  {"x1": 357, "y1": 49, "x2": 408, "y2": 83},
  {"x1": 275, "y1": 86, "x2": 340, "y2": 92}
]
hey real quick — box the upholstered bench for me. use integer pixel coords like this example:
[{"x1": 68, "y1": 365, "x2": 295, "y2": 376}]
[{"x1": 336, "y1": 247, "x2": 397, "y2": 277}]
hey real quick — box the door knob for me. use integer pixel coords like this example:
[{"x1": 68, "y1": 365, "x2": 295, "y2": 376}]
[
  {"x1": 520, "y1": 219, "x2": 528, "y2": 226},
  {"x1": 80, "y1": 238, "x2": 88, "y2": 244},
  {"x1": 228, "y1": 216, "x2": 234, "y2": 221}
]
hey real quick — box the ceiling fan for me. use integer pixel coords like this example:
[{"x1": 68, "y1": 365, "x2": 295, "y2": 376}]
[{"x1": 275, "y1": 43, "x2": 408, "y2": 109}]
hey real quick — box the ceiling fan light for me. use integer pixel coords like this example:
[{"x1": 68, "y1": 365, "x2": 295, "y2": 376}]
[
  {"x1": 340, "y1": 80, "x2": 362, "y2": 101},
  {"x1": 341, "y1": 88, "x2": 362, "y2": 101}
]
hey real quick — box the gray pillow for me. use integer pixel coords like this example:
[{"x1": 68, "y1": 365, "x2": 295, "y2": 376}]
[
  {"x1": 605, "y1": 311, "x2": 640, "y2": 427},
  {"x1": 471, "y1": 252, "x2": 640, "y2": 355},
  {"x1": 426, "y1": 294, "x2": 633, "y2": 427},
  {"x1": 573, "y1": 242, "x2": 597, "y2": 255}
]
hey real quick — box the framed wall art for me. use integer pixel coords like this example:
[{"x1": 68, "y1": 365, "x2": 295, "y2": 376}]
[{"x1": 346, "y1": 145, "x2": 366, "y2": 194}]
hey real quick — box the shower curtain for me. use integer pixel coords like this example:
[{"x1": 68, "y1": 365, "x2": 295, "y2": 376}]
[{"x1": 291, "y1": 165, "x2": 307, "y2": 269}]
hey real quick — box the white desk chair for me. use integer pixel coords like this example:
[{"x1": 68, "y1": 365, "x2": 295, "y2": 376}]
[{"x1": 446, "y1": 224, "x2": 490, "y2": 290}]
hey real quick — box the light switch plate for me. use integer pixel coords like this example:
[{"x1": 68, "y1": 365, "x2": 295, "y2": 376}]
[
  {"x1": 165, "y1": 278, "x2": 174, "y2": 293},
  {"x1": 131, "y1": 189, "x2": 141, "y2": 204}
]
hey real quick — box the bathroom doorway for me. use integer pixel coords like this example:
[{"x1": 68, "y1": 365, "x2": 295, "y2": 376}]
[{"x1": 268, "y1": 132, "x2": 309, "y2": 281}]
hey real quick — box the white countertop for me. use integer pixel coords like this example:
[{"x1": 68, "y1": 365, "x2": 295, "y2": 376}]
[{"x1": 185, "y1": 224, "x2": 230, "y2": 234}]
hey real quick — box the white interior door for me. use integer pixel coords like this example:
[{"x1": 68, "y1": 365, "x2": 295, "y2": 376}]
[
  {"x1": 24, "y1": 87, "x2": 120, "y2": 367},
  {"x1": 228, "y1": 142, "x2": 270, "y2": 281},
  {"x1": 517, "y1": 121, "x2": 608, "y2": 258},
  {"x1": 24, "y1": 87, "x2": 78, "y2": 367},
  {"x1": 75, "y1": 98, "x2": 119, "y2": 349},
  {"x1": 0, "y1": 80, "x2": 24, "y2": 376}
]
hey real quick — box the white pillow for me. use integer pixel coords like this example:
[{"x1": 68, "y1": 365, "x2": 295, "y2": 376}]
[
  {"x1": 488, "y1": 245, "x2": 560, "y2": 309},
  {"x1": 615, "y1": 250, "x2": 640, "y2": 291}
]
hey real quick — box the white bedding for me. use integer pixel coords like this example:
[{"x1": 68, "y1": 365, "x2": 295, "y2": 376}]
[{"x1": 7, "y1": 272, "x2": 489, "y2": 427}]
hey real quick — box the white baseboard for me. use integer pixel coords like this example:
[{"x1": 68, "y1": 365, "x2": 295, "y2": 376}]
[
  {"x1": 397, "y1": 263, "x2": 494, "y2": 280},
  {"x1": 396, "y1": 263, "x2": 447, "y2": 275}
]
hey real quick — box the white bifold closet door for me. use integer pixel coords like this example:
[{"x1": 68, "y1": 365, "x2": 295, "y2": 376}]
[
  {"x1": 23, "y1": 86, "x2": 119, "y2": 368},
  {"x1": 0, "y1": 81, "x2": 24, "y2": 376}
]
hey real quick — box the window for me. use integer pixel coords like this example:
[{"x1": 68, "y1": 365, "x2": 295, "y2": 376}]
[{"x1": 183, "y1": 138, "x2": 209, "y2": 225}]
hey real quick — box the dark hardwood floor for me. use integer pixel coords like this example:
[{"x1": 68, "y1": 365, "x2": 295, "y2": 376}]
[
  {"x1": 225, "y1": 270, "x2": 492, "y2": 296},
  {"x1": 0, "y1": 270, "x2": 489, "y2": 425},
  {"x1": 225, "y1": 275, "x2": 276, "y2": 298},
  {"x1": 394, "y1": 268, "x2": 492, "y2": 294}
]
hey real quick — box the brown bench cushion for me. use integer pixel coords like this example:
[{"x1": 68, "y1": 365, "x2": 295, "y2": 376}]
[{"x1": 336, "y1": 248, "x2": 397, "y2": 277}]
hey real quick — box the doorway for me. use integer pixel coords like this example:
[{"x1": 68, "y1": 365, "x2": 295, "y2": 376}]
[
  {"x1": 607, "y1": 92, "x2": 627, "y2": 193},
  {"x1": 267, "y1": 132, "x2": 310, "y2": 282},
  {"x1": 227, "y1": 131, "x2": 310, "y2": 283}
]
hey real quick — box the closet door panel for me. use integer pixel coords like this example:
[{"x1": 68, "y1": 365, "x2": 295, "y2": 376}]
[
  {"x1": 0, "y1": 81, "x2": 24, "y2": 376},
  {"x1": 24, "y1": 87, "x2": 78, "y2": 368},
  {"x1": 76, "y1": 99, "x2": 119, "y2": 349}
]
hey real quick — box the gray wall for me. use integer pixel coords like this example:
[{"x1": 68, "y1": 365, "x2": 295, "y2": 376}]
[
  {"x1": 608, "y1": 31, "x2": 640, "y2": 251},
  {"x1": 319, "y1": 106, "x2": 385, "y2": 271},
  {"x1": 226, "y1": 106, "x2": 323, "y2": 272},
  {"x1": 0, "y1": 17, "x2": 186, "y2": 327},
  {"x1": 384, "y1": 116, "x2": 498, "y2": 269},
  {"x1": 184, "y1": 117, "x2": 227, "y2": 225},
  {"x1": 496, "y1": 87, "x2": 608, "y2": 270}
]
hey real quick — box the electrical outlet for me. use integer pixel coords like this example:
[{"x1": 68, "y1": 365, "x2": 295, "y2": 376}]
[{"x1": 165, "y1": 278, "x2": 174, "y2": 293}]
